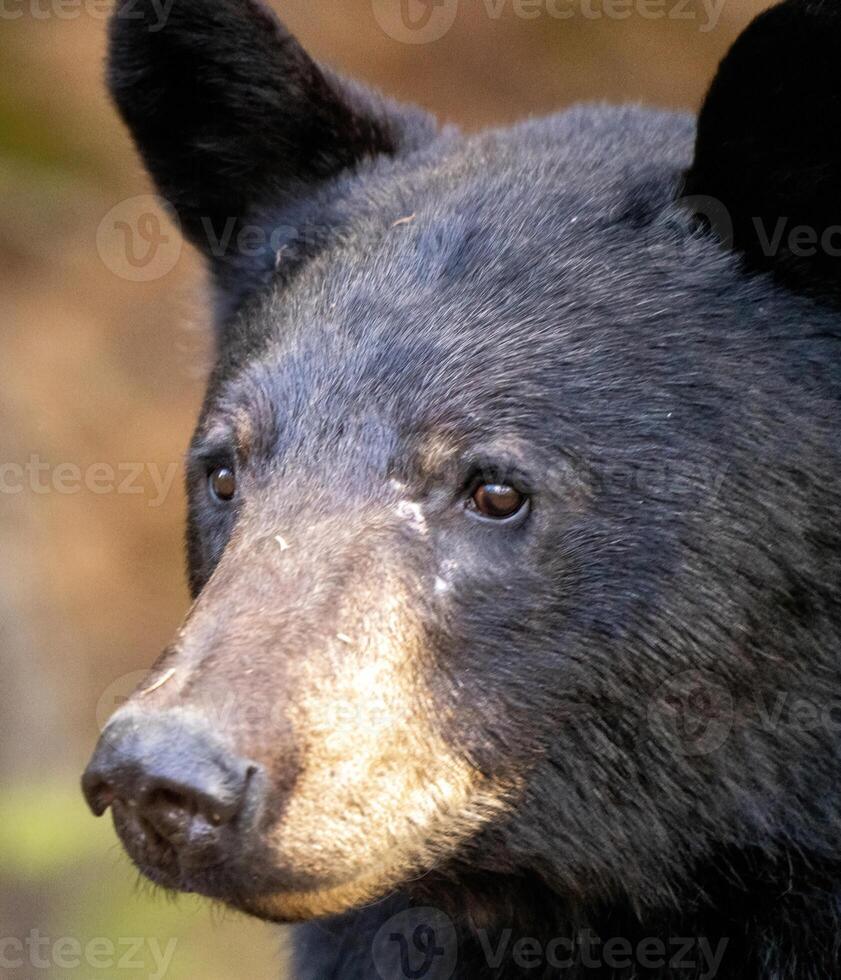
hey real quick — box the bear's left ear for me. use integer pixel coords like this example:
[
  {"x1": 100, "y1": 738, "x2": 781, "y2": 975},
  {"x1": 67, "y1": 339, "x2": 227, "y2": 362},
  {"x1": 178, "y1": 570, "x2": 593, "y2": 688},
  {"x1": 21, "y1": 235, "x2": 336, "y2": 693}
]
[
  {"x1": 108, "y1": 0, "x2": 435, "y2": 285},
  {"x1": 685, "y1": 0, "x2": 841, "y2": 298}
]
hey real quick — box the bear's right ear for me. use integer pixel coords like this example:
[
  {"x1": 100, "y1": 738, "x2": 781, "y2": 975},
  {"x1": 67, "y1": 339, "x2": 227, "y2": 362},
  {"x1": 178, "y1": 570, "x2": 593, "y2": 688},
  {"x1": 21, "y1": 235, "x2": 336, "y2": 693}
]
[
  {"x1": 108, "y1": 0, "x2": 434, "y2": 267},
  {"x1": 685, "y1": 0, "x2": 841, "y2": 299}
]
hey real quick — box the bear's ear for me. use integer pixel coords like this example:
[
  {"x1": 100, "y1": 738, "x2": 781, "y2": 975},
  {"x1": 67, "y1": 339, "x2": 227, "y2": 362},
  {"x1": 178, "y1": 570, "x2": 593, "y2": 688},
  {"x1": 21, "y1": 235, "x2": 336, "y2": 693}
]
[
  {"x1": 108, "y1": 0, "x2": 434, "y2": 265},
  {"x1": 684, "y1": 0, "x2": 841, "y2": 298}
]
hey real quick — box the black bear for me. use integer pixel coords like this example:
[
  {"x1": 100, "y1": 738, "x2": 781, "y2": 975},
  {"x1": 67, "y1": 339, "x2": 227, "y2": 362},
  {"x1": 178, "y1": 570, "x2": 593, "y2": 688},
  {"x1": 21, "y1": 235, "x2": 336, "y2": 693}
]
[{"x1": 83, "y1": 1, "x2": 841, "y2": 977}]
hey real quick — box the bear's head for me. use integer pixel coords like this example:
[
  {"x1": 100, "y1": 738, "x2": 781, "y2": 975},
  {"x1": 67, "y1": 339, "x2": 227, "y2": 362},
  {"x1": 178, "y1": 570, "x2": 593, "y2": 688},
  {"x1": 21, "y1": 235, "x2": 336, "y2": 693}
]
[{"x1": 84, "y1": 0, "x2": 841, "y2": 926}]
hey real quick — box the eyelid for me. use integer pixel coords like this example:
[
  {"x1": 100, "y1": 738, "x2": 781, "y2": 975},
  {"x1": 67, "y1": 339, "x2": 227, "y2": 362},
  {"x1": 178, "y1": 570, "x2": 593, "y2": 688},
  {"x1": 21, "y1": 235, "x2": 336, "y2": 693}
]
[
  {"x1": 462, "y1": 459, "x2": 534, "y2": 497},
  {"x1": 190, "y1": 441, "x2": 236, "y2": 479}
]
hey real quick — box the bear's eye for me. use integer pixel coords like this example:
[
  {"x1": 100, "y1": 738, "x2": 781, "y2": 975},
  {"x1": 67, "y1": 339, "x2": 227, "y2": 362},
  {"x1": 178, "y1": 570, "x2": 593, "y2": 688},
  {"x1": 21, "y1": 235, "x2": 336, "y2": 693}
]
[
  {"x1": 470, "y1": 483, "x2": 528, "y2": 521},
  {"x1": 208, "y1": 466, "x2": 237, "y2": 503}
]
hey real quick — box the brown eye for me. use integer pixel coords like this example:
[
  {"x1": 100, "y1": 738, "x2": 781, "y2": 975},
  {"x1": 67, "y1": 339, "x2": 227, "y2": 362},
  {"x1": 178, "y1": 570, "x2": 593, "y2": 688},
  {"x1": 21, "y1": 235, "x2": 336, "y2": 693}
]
[
  {"x1": 209, "y1": 466, "x2": 236, "y2": 502},
  {"x1": 471, "y1": 483, "x2": 528, "y2": 521}
]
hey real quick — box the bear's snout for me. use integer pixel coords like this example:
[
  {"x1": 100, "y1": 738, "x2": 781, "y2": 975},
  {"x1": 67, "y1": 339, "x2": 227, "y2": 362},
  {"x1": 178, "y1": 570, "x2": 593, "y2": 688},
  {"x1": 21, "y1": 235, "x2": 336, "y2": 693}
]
[{"x1": 82, "y1": 710, "x2": 262, "y2": 882}]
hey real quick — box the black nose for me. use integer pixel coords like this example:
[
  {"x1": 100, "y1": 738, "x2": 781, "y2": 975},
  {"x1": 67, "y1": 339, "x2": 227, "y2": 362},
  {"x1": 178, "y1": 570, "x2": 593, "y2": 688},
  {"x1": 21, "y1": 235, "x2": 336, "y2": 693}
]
[{"x1": 82, "y1": 710, "x2": 258, "y2": 872}]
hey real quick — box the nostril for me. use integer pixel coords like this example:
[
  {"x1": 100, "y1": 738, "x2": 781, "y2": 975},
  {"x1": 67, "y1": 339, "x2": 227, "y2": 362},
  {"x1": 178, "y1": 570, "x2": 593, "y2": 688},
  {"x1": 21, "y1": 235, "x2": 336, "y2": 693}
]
[
  {"x1": 81, "y1": 774, "x2": 116, "y2": 817},
  {"x1": 141, "y1": 786, "x2": 196, "y2": 841},
  {"x1": 146, "y1": 786, "x2": 195, "y2": 816},
  {"x1": 142, "y1": 775, "x2": 249, "y2": 829}
]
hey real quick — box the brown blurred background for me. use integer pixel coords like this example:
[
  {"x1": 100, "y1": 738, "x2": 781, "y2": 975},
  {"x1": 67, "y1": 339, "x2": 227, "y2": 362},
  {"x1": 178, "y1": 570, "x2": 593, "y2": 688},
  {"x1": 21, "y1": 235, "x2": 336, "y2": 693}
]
[{"x1": 1, "y1": 0, "x2": 772, "y2": 976}]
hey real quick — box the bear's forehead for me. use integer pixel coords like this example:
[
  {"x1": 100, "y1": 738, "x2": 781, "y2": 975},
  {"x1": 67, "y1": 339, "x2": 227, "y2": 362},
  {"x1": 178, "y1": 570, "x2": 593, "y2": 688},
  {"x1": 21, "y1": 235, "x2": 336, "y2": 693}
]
[
  {"x1": 241, "y1": 106, "x2": 700, "y2": 350},
  {"x1": 214, "y1": 104, "x2": 811, "y2": 441},
  {"x1": 314, "y1": 105, "x2": 698, "y2": 303}
]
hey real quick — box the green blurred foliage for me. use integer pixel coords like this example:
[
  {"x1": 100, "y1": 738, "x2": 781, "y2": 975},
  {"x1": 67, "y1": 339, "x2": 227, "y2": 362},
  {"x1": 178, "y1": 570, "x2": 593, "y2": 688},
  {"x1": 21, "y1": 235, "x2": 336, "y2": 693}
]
[{"x1": 1, "y1": 780, "x2": 287, "y2": 979}]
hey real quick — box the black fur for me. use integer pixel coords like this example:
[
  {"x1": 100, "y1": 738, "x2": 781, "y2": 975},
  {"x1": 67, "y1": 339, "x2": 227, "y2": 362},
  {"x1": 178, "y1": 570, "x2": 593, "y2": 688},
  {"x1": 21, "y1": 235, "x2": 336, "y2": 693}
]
[
  {"x1": 685, "y1": 0, "x2": 841, "y2": 299},
  {"x1": 108, "y1": 0, "x2": 433, "y2": 310},
  {"x1": 106, "y1": 1, "x2": 841, "y2": 977}
]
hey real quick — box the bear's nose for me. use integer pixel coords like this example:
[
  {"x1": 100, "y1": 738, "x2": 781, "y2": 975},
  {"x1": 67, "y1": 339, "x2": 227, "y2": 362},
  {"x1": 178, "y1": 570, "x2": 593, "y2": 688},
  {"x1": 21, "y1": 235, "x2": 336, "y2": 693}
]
[{"x1": 82, "y1": 710, "x2": 259, "y2": 871}]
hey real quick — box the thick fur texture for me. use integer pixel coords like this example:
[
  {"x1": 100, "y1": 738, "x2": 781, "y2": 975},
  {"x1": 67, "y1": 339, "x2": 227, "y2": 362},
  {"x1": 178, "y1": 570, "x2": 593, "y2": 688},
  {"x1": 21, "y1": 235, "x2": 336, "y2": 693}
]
[
  {"x1": 98, "y1": 1, "x2": 841, "y2": 977},
  {"x1": 108, "y1": 0, "x2": 434, "y2": 310},
  {"x1": 685, "y1": 0, "x2": 841, "y2": 299}
]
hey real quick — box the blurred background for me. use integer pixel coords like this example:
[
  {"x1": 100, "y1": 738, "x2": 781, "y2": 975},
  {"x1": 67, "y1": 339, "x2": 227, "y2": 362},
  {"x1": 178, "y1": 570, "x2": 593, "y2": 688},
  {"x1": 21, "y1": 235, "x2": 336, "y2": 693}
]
[{"x1": 1, "y1": 0, "x2": 773, "y2": 976}]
